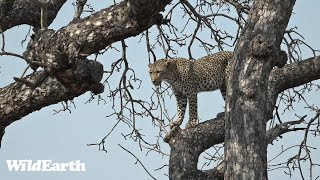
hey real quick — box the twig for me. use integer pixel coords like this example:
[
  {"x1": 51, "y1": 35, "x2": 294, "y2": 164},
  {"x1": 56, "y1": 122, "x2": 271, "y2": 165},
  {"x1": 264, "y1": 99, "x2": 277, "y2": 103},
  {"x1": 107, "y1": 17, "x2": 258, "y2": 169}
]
[
  {"x1": 39, "y1": 0, "x2": 49, "y2": 29},
  {"x1": 0, "y1": 27, "x2": 5, "y2": 51},
  {"x1": 0, "y1": 51, "x2": 47, "y2": 69},
  {"x1": 119, "y1": 144, "x2": 157, "y2": 180}
]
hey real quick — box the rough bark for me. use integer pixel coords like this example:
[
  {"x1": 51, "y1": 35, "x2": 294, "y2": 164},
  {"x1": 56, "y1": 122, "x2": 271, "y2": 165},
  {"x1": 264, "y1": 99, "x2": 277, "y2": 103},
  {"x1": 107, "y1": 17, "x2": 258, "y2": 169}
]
[
  {"x1": 166, "y1": 116, "x2": 225, "y2": 180},
  {"x1": 0, "y1": 0, "x2": 172, "y2": 147},
  {"x1": 23, "y1": 0, "x2": 171, "y2": 73},
  {"x1": 224, "y1": 0, "x2": 296, "y2": 179},
  {"x1": 0, "y1": 59, "x2": 103, "y2": 122},
  {"x1": 268, "y1": 56, "x2": 320, "y2": 112},
  {"x1": 0, "y1": 0, "x2": 67, "y2": 31},
  {"x1": 167, "y1": 112, "x2": 306, "y2": 180}
]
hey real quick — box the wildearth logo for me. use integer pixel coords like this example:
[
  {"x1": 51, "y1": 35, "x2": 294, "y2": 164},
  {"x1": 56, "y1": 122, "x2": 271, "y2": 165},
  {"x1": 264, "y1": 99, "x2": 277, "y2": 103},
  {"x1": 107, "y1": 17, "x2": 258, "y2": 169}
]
[{"x1": 6, "y1": 160, "x2": 86, "y2": 171}]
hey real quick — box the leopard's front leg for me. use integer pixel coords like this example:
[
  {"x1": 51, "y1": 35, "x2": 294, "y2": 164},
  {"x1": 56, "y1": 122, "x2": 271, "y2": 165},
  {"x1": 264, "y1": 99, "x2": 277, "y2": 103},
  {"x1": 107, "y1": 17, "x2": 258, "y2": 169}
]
[
  {"x1": 170, "y1": 91, "x2": 187, "y2": 129},
  {"x1": 186, "y1": 94, "x2": 198, "y2": 128}
]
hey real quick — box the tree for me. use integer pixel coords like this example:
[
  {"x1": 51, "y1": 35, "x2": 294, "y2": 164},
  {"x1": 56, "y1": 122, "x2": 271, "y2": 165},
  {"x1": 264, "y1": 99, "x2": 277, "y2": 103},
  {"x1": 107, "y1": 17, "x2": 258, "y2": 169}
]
[{"x1": 1, "y1": 0, "x2": 319, "y2": 179}]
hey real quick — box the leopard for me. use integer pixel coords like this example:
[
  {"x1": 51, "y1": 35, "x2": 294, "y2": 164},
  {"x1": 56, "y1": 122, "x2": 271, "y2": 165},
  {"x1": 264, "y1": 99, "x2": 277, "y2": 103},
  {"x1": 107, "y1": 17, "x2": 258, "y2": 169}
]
[{"x1": 148, "y1": 51, "x2": 233, "y2": 129}]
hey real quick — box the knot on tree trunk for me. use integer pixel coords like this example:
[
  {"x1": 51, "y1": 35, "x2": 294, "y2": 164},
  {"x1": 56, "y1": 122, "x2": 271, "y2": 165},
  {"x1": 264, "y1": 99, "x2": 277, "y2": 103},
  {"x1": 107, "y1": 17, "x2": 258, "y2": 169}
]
[
  {"x1": 88, "y1": 60, "x2": 104, "y2": 94},
  {"x1": 155, "y1": 14, "x2": 170, "y2": 26},
  {"x1": 89, "y1": 60, "x2": 104, "y2": 83},
  {"x1": 274, "y1": 50, "x2": 288, "y2": 68},
  {"x1": 22, "y1": 27, "x2": 105, "y2": 95},
  {"x1": 164, "y1": 126, "x2": 182, "y2": 143},
  {"x1": 250, "y1": 34, "x2": 275, "y2": 58},
  {"x1": 56, "y1": 59, "x2": 104, "y2": 95}
]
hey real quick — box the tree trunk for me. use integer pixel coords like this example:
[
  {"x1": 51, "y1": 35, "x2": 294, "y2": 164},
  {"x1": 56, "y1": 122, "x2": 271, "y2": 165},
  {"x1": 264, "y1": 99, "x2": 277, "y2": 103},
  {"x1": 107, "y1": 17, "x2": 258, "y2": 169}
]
[{"x1": 224, "y1": 0, "x2": 296, "y2": 179}]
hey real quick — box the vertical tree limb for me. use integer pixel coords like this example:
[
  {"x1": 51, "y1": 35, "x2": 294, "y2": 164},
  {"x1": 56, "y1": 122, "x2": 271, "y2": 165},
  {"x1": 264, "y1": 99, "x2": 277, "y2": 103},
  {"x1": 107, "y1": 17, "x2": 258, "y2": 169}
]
[{"x1": 224, "y1": 0, "x2": 296, "y2": 179}]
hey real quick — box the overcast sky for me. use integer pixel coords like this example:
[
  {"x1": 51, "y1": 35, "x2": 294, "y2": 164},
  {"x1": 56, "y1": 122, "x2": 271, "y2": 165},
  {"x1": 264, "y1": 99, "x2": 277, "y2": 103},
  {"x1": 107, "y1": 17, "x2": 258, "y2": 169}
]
[{"x1": 0, "y1": 1, "x2": 319, "y2": 180}]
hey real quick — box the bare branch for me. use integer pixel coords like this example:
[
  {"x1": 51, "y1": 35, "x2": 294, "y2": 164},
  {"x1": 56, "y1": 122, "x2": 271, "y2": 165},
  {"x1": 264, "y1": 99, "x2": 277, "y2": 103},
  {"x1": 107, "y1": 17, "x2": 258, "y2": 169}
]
[
  {"x1": 119, "y1": 144, "x2": 157, "y2": 180},
  {"x1": 73, "y1": 0, "x2": 87, "y2": 21},
  {"x1": 39, "y1": 0, "x2": 49, "y2": 29}
]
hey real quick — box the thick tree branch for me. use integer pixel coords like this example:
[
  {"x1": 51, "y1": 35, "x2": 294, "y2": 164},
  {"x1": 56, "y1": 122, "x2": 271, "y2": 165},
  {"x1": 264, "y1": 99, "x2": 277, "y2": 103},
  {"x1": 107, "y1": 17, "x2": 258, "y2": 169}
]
[
  {"x1": 0, "y1": 0, "x2": 15, "y2": 21},
  {"x1": 0, "y1": 59, "x2": 103, "y2": 148},
  {"x1": 0, "y1": 59, "x2": 103, "y2": 122},
  {"x1": 167, "y1": 114, "x2": 306, "y2": 180},
  {"x1": 268, "y1": 56, "x2": 320, "y2": 104},
  {"x1": 270, "y1": 56, "x2": 320, "y2": 93},
  {"x1": 166, "y1": 115, "x2": 225, "y2": 180},
  {"x1": 0, "y1": 0, "x2": 67, "y2": 31},
  {"x1": 1, "y1": 0, "x2": 172, "y2": 120},
  {"x1": 23, "y1": 0, "x2": 171, "y2": 75},
  {"x1": 0, "y1": 0, "x2": 172, "y2": 148}
]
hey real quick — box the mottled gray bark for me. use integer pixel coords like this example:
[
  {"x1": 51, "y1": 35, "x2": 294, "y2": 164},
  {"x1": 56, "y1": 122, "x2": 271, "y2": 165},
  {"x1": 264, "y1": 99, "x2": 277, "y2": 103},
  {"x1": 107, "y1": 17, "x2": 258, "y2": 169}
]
[
  {"x1": 0, "y1": 0, "x2": 172, "y2": 147},
  {"x1": 268, "y1": 56, "x2": 320, "y2": 112},
  {"x1": 165, "y1": 116, "x2": 225, "y2": 180},
  {"x1": 23, "y1": 0, "x2": 171, "y2": 73},
  {"x1": 0, "y1": 60, "x2": 103, "y2": 122},
  {"x1": 224, "y1": 0, "x2": 296, "y2": 179},
  {"x1": 0, "y1": 0, "x2": 67, "y2": 31},
  {"x1": 167, "y1": 109, "x2": 307, "y2": 180}
]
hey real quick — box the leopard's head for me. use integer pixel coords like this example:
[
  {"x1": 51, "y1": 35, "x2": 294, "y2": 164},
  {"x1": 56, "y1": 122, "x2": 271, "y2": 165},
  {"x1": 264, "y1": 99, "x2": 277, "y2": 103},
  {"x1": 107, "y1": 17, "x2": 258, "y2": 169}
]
[{"x1": 148, "y1": 59, "x2": 174, "y2": 86}]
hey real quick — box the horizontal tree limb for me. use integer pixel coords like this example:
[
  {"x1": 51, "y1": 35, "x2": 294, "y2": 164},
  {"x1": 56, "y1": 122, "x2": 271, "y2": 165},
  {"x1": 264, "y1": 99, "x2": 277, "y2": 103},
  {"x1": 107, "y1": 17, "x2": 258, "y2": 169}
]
[
  {"x1": 269, "y1": 55, "x2": 320, "y2": 97},
  {"x1": 0, "y1": 58, "x2": 103, "y2": 127},
  {"x1": 23, "y1": 0, "x2": 171, "y2": 73},
  {"x1": 267, "y1": 55, "x2": 320, "y2": 115}
]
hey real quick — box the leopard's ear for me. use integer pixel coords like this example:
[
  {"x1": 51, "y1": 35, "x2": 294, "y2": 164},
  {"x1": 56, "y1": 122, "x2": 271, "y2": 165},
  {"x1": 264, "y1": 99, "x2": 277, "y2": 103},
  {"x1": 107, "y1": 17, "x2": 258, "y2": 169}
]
[{"x1": 164, "y1": 60, "x2": 172, "y2": 68}]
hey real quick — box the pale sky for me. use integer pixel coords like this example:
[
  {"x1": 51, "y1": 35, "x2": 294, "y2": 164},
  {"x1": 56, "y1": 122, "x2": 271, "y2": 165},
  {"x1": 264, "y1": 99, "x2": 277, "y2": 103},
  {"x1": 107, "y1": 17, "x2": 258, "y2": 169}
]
[{"x1": 0, "y1": 1, "x2": 319, "y2": 179}]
